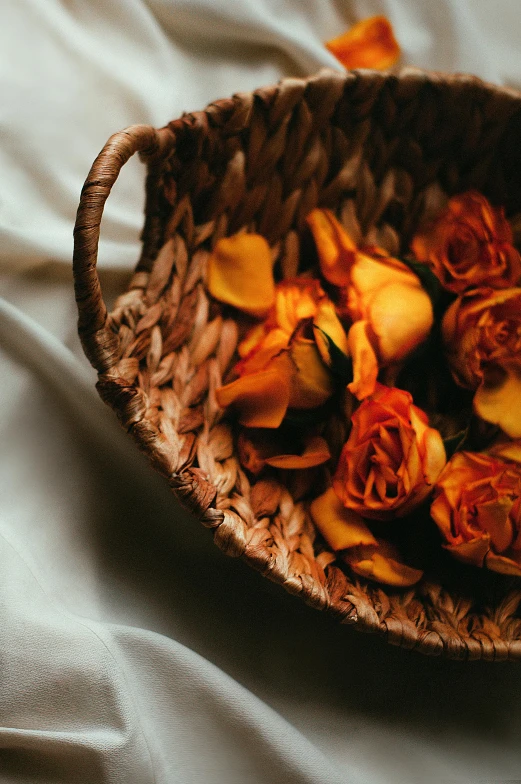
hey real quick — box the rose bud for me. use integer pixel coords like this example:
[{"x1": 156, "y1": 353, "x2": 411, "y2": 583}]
[
  {"x1": 333, "y1": 384, "x2": 446, "y2": 520},
  {"x1": 307, "y1": 209, "x2": 433, "y2": 400},
  {"x1": 442, "y1": 287, "x2": 521, "y2": 438},
  {"x1": 431, "y1": 449, "x2": 521, "y2": 577},
  {"x1": 411, "y1": 191, "x2": 521, "y2": 293}
]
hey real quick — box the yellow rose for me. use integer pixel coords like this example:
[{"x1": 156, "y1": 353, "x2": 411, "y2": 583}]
[
  {"x1": 333, "y1": 384, "x2": 446, "y2": 520},
  {"x1": 307, "y1": 209, "x2": 434, "y2": 399}
]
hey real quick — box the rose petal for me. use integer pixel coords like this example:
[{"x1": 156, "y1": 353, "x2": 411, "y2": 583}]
[
  {"x1": 275, "y1": 279, "x2": 321, "y2": 334},
  {"x1": 312, "y1": 299, "x2": 349, "y2": 368},
  {"x1": 309, "y1": 487, "x2": 377, "y2": 551},
  {"x1": 286, "y1": 339, "x2": 334, "y2": 409},
  {"x1": 344, "y1": 540, "x2": 423, "y2": 587},
  {"x1": 443, "y1": 536, "x2": 490, "y2": 567},
  {"x1": 306, "y1": 209, "x2": 356, "y2": 286},
  {"x1": 430, "y1": 492, "x2": 456, "y2": 542},
  {"x1": 236, "y1": 430, "x2": 269, "y2": 475},
  {"x1": 476, "y1": 497, "x2": 514, "y2": 553},
  {"x1": 368, "y1": 282, "x2": 433, "y2": 364},
  {"x1": 325, "y1": 15, "x2": 400, "y2": 71},
  {"x1": 216, "y1": 368, "x2": 290, "y2": 428},
  {"x1": 417, "y1": 419, "x2": 447, "y2": 486},
  {"x1": 485, "y1": 550, "x2": 521, "y2": 577},
  {"x1": 266, "y1": 436, "x2": 331, "y2": 469},
  {"x1": 474, "y1": 366, "x2": 521, "y2": 438},
  {"x1": 489, "y1": 439, "x2": 521, "y2": 464},
  {"x1": 346, "y1": 320, "x2": 379, "y2": 400},
  {"x1": 238, "y1": 322, "x2": 268, "y2": 358},
  {"x1": 237, "y1": 328, "x2": 289, "y2": 375},
  {"x1": 207, "y1": 233, "x2": 275, "y2": 317}
]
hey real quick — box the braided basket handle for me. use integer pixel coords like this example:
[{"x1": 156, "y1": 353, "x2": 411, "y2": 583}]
[{"x1": 73, "y1": 124, "x2": 173, "y2": 373}]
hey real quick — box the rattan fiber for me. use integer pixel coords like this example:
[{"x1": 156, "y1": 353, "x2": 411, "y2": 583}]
[{"x1": 73, "y1": 68, "x2": 521, "y2": 660}]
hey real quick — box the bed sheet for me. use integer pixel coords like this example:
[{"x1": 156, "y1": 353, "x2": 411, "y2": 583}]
[{"x1": 2, "y1": 1, "x2": 521, "y2": 782}]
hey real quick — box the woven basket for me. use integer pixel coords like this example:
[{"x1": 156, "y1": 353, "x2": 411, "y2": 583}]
[{"x1": 73, "y1": 68, "x2": 521, "y2": 660}]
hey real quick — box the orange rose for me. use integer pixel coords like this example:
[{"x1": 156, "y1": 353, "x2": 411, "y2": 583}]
[
  {"x1": 333, "y1": 384, "x2": 446, "y2": 520},
  {"x1": 216, "y1": 278, "x2": 347, "y2": 428},
  {"x1": 442, "y1": 287, "x2": 521, "y2": 438},
  {"x1": 431, "y1": 448, "x2": 521, "y2": 576},
  {"x1": 411, "y1": 191, "x2": 521, "y2": 294},
  {"x1": 236, "y1": 278, "x2": 327, "y2": 374},
  {"x1": 307, "y1": 209, "x2": 433, "y2": 400}
]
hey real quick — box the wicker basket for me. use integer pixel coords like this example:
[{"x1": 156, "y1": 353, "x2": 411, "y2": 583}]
[{"x1": 73, "y1": 68, "x2": 521, "y2": 660}]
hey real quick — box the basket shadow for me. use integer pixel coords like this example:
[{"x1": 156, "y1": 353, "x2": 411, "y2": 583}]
[{"x1": 73, "y1": 404, "x2": 521, "y2": 749}]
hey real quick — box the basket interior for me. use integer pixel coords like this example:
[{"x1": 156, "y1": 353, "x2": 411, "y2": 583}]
[{"x1": 98, "y1": 70, "x2": 521, "y2": 660}]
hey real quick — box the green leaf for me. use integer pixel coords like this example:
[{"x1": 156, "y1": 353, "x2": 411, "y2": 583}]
[
  {"x1": 398, "y1": 256, "x2": 443, "y2": 308},
  {"x1": 443, "y1": 428, "x2": 469, "y2": 459},
  {"x1": 314, "y1": 326, "x2": 353, "y2": 382}
]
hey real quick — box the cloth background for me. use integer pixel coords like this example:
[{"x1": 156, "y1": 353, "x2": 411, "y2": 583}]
[{"x1": 2, "y1": 1, "x2": 521, "y2": 782}]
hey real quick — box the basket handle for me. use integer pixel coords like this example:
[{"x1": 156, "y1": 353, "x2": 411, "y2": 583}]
[{"x1": 73, "y1": 124, "x2": 174, "y2": 373}]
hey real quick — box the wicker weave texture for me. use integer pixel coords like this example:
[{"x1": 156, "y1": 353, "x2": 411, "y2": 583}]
[{"x1": 73, "y1": 68, "x2": 521, "y2": 660}]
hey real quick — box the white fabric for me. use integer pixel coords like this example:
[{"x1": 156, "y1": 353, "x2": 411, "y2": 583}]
[{"x1": 2, "y1": 1, "x2": 521, "y2": 782}]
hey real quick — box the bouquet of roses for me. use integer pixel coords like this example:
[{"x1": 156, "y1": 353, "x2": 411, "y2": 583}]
[{"x1": 204, "y1": 189, "x2": 521, "y2": 588}]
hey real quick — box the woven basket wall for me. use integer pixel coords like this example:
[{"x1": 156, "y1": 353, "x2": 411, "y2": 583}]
[{"x1": 73, "y1": 68, "x2": 521, "y2": 660}]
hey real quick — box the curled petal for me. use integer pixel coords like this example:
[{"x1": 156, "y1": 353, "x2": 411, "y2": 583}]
[
  {"x1": 443, "y1": 537, "x2": 490, "y2": 567},
  {"x1": 485, "y1": 551, "x2": 521, "y2": 577},
  {"x1": 238, "y1": 322, "x2": 268, "y2": 358},
  {"x1": 238, "y1": 431, "x2": 330, "y2": 475},
  {"x1": 346, "y1": 320, "x2": 379, "y2": 400},
  {"x1": 286, "y1": 339, "x2": 335, "y2": 409},
  {"x1": 368, "y1": 282, "x2": 433, "y2": 364},
  {"x1": 306, "y1": 208, "x2": 356, "y2": 286},
  {"x1": 312, "y1": 299, "x2": 349, "y2": 367},
  {"x1": 489, "y1": 439, "x2": 521, "y2": 464},
  {"x1": 266, "y1": 436, "x2": 330, "y2": 469},
  {"x1": 344, "y1": 540, "x2": 423, "y2": 587},
  {"x1": 236, "y1": 328, "x2": 289, "y2": 375},
  {"x1": 325, "y1": 15, "x2": 400, "y2": 71},
  {"x1": 236, "y1": 430, "x2": 269, "y2": 475},
  {"x1": 477, "y1": 497, "x2": 514, "y2": 552},
  {"x1": 216, "y1": 368, "x2": 290, "y2": 428},
  {"x1": 207, "y1": 233, "x2": 275, "y2": 316},
  {"x1": 309, "y1": 487, "x2": 377, "y2": 551},
  {"x1": 414, "y1": 413, "x2": 447, "y2": 487},
  {"x1": 474, "y1": 365, "x2": 521, "y2": 438},
  {"x1": 274, "y1": 278, "x2": 321, "y2": 334}
]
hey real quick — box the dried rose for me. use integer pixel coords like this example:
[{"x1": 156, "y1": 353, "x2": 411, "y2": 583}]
[
  {"x1": 442, "y1": 287, "x2": 521, "y2": 438},
  {"x1": 307, "y1": 209, "x2": 434, "y2": 399},
  {"x1": 333, "y1": 384, "x2": 446, "y2": 520},
  {"x1": 411, "y1": 191, "x2": 521, "y2": 294},
  {"x1": 431, "y1": 448, "x2": 521, "y2": 576},
  {"x1": 236, "y1": 278, "x2": 343, "y2": 375}
]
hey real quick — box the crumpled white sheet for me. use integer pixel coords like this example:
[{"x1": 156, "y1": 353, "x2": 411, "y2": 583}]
[{"x1": 2, "y1": 1, "x2": 521, "y2": 782}]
